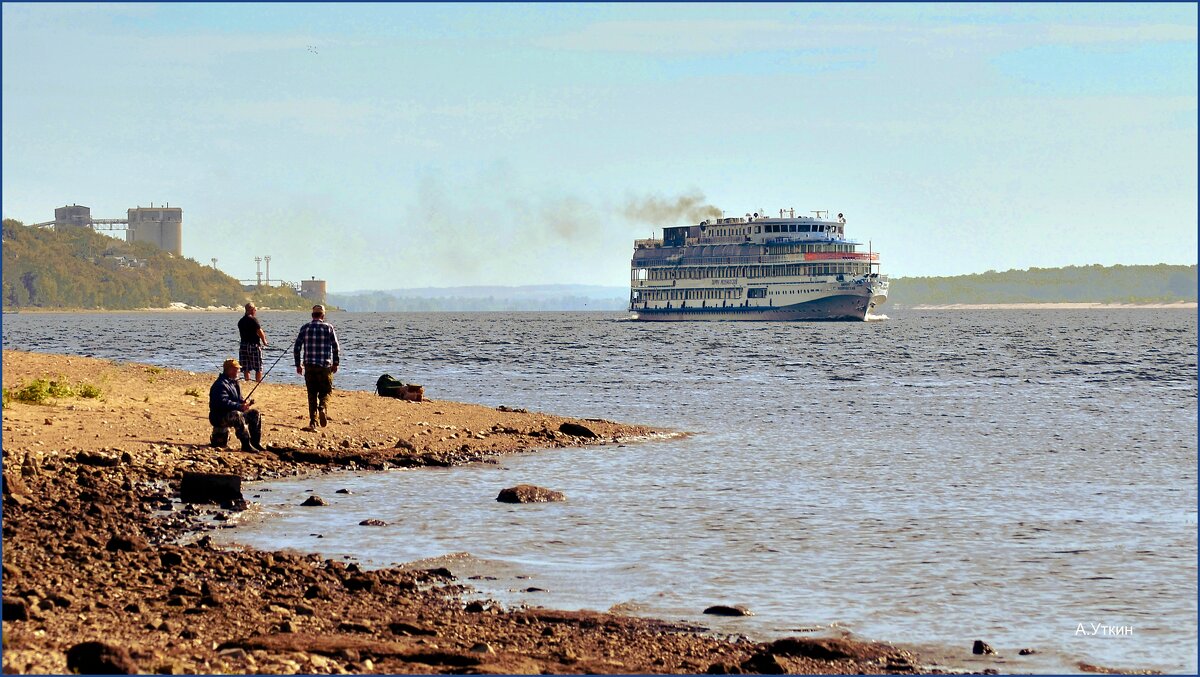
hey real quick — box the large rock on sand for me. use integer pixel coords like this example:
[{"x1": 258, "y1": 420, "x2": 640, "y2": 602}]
[
  {"x1": 558, "y1": 422, "x2": 597, "y2": 438},
  {"x1": 3, "y1": 596, "x2": 29, "y2": 621},
  {"x1": 180, "y1": 472, "x2": 242, "y2": 504},
  {"x1": 65, "y1": 641, "x2": 138, "y2": 674},
  {"x1": 497, "y1": 484, "x2": 565, "y2": 504}
]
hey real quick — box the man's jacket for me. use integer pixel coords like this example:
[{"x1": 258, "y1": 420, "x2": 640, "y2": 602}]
[{"x1": 208, "y1": 373, "x2": 245, "y2": 425}]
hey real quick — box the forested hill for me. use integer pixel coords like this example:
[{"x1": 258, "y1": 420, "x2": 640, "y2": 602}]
[
  {"x1": 889, "y1": 264, "x2": 1197, "y2": 306},
  {"x1": 1, "y1": 219, "x2": 313, "y2": 310}
]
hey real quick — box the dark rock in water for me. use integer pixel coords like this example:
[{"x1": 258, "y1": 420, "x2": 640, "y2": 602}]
[
  {"x1": 768, "y1": 637, "x2": 868, "y2": 661},
  {"x1": 105, "y1": 534, "x2": 148, "y2": 552},
  {"x1": 1018, "y1": 648, "x2": 1037, "y2": 656},
  {"x1": 704, "y1": 605, "x2": 753, "y2": 617},
  {"x1": 973, "y1": 640, "x2": 996, "y2": 655},
  {"x1": 65, "y1": 641, "x2": 138, "y2": 674},
  {"x1": 300, "y1": 495, "x2": 327, "y2": 507},
  {"x1": 220, "y1": 498, "x2": 249, "y2": 512},
  {"x1": 180, "y1": 472, "x2": 242, "y2": 504},
  {"x1": 3, "y1": 596, "x2": 29, "y2": 621},
  {"x1": 497, "y1": 405, "x2": 527, "y2": 413},
  {"x1": 497, "y1": 484, "x2": 565, "y2": 504},
  {"x1": 741, "y1": 651, "x2": 786, "y2": 675},
  {"x1": 558, "y1": 422, "x2": 598, "y2": 438},
  {"x1": 358, "y1": 518, "x2": 387, "y2": 526},
  {"x1": 335, "y1": 488, "x2": 352, "y2": 494}
]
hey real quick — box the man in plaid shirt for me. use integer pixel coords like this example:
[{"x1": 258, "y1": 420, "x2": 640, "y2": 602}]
[{"x1": 294, "y1": 304, "x2": 341, "y2": 431}]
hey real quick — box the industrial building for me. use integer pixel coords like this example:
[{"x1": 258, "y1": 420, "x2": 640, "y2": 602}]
[
  {"x1": 34, "y1": 204, "x2": 327, "y2": 299},
  {"x1": 300, "y1": 278, "x2": 328, "y2": 305},
  {"x1": 53, "y1": 205, "x2": 93, "y2": 228},
  {"x1": 36, "y1": 203, "x2": 183, "y2": 257},
  {"x1": 126, "y1": 206, "x2": 182, "y2": 256}
]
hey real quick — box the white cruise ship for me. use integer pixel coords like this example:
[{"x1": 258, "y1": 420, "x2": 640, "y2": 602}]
[{"x1": 629, "y1": 208, "x2": 887, "y2": 321}]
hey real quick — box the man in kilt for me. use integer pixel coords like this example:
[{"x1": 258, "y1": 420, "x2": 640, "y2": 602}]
[{"x1": 237, "y1": 303, "x2": 269, "y2": 382}]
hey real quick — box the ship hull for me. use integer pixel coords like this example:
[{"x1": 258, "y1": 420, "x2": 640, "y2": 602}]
[{"x1": 630, "y1": 292, "x2": 882, "y2": 322}]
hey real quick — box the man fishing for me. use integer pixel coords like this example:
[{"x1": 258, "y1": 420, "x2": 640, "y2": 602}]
[
  {"x1": 294, "y1": 304, "x2": 340, "y2": 432},
  {"x1": 237, "y1": 303, "x2": 268, "y2": 382},
  {"x1": 208, "y1": 358, "x2": 265, "y2": 452}
]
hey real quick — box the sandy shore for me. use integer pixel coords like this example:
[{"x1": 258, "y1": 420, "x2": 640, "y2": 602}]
[
  {"x1": 3, "y1": 349, "x2": 954, "y2": 675},
  {"x1": 908, "y1": 302, "x2": 1196, "y2": 310}
]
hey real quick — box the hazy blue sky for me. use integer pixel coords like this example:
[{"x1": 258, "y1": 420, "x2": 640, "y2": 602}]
[{"x1": 3, "y1": 3, "x2": 1196, "y2": 291}]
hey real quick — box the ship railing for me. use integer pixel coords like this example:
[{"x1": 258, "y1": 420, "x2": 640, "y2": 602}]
[{"x1": 639, "y1": 253, "x2": 879, "y2": 266}]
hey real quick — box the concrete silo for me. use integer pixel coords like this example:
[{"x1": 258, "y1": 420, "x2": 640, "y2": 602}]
[{"x1": 126, "y1": 206, "x2": 183, "y2": 256}]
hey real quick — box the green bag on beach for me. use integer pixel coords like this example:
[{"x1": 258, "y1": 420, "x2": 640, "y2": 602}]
[{"x1": 375, "y1": 374, "x2": 406, "y2": 398}]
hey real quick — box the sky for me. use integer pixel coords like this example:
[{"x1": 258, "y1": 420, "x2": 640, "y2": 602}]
[{"x1": 2, "y1": 3, "x2": 1196, "y2": 291}]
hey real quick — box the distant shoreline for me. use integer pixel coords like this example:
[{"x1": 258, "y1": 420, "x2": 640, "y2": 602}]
[
  {"x1": 2, "y1": 304, "x2": 329, "y2": 314},
  {"x1": 906, "y1": 302, "x2": 1197, "y2": 310},
  {"x1": 5, "y1": 301, "x2": 1196, "y2": 314}
]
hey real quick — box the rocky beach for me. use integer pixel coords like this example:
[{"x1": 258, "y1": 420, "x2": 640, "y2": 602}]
[{"x1": 0, "y1": 349, "x2": 937, "y2": 675}]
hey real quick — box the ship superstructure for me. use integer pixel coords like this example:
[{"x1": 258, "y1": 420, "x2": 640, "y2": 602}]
[{"x1": 629, "y1": 208, "x2": 887, "y2": 321}]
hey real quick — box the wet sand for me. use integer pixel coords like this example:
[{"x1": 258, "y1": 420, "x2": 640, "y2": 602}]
[{"x1": 1, "y1": 350, "x2": 1147, "y2": 674}]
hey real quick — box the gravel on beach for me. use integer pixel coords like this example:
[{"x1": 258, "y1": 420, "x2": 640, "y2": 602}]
[{"x1": 2, "y1": 349, "x2": 934, "y2": 674}]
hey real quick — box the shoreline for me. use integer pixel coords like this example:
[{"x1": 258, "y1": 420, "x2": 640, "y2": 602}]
[
  {"x1": 4, "y1": 301, "x2": 1196, "y2": 316},
  {"x1": 1, "y1": 350, "x2": 926, "y2": 674},
  {"x1": 1, "y1": 350, "x2": 1150, "y2": 674}
]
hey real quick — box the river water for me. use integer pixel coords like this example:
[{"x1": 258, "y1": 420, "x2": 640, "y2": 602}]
[{"x1": 3, "y1": 309, "x2": 1196, "y2": 673}]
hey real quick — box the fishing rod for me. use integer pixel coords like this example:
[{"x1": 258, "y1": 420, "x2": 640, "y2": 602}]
[{"x1": 245, "y1": 347, "x2": 290, "y2": 401}]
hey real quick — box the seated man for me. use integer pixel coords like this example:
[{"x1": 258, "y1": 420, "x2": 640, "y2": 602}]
[{"x1": 208, "y1": 358, "x2": 265, "y2": 452}]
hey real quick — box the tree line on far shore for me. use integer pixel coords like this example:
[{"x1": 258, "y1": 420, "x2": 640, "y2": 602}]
[
  {"x1": 1, "y1": 219, "x2": 314, "y2": 310},
  {"x1": 889, "y1": 264, "x2": 1197, "y2": 305},
  {"x1": 327, "y1": 291, "x2": 627, "y2": 312},
  {"x1": 4, "y1": 216, "x2": 1192, "y2": 310}
]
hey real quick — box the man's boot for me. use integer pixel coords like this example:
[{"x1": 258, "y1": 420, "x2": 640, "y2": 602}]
[
  {"x1": 209, "y1": 426, "x2": 230, "y2": 448},
  {"x1": 318, "y1": 407, "x2": 328, "y2": 427},
  {"x1": 247, "y1": 410, "x2": 265, "y2": 450}
]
